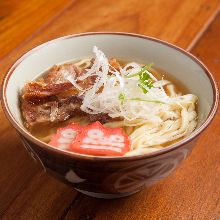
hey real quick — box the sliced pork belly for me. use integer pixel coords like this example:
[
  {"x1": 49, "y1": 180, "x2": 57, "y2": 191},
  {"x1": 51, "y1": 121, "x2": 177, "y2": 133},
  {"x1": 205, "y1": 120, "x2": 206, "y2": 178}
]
[{"x1": 20, "y1": 59, "x2": 119, "y2": 128}]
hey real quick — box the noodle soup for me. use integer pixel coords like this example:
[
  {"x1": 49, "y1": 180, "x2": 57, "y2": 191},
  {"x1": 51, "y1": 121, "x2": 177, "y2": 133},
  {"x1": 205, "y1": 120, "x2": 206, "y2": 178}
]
[{"x1": 20, "y1": 46, "x2": 198, "y2": 157}]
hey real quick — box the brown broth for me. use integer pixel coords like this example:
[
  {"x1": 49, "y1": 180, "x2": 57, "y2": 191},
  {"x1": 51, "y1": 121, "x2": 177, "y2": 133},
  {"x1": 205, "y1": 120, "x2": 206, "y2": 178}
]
[{"x1": 26, "y1": 59, "x2": 191, "y2": 147}]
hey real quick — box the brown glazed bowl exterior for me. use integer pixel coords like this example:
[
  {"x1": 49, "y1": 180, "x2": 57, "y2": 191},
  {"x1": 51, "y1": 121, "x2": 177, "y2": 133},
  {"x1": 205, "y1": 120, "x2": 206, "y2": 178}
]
[
  {"x1": 1, "y1": 33, "x2": 219, "y2": 199},
  {"x1": 20, "y1": 136, "x2": 196, "y2": 198}
]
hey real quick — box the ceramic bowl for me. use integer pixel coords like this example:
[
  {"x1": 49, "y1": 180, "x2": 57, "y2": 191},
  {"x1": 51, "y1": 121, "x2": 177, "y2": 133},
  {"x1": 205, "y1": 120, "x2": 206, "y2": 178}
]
[{"x1": 1, "y1": 33, "x2": 219, "y2": 199}]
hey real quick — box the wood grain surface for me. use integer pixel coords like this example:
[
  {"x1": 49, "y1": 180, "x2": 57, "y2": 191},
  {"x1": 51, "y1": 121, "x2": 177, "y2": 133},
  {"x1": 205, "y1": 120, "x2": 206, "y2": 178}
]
[
  {"x1": 0, "y1": 0, "x2": 73, "y2": 59},
  {"x1": 0, "y1": 0, "x2": 220, "y2": 219}
]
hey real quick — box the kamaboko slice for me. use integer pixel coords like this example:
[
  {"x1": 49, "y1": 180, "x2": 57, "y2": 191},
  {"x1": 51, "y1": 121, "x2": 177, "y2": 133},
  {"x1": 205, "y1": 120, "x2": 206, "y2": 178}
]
[
  {"x1": 70, "y1": 122, "x2": 131, "y2": 156},
  {"x1": 49, "y1": 124, "x2": 80, "y2": 150}
]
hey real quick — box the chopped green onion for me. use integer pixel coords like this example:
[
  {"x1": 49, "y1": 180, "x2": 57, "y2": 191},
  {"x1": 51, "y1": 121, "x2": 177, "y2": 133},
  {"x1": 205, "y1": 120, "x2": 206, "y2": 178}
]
[
  {"x1": 118, "y1": 92, "x2": 165, "y2": 105},
  {"x1": 124, "y1": 63, "x2": 153, "y2": 78},
  {"x1": 118, "y1": 92, "x2": 126, "y2": 104},
  {"x1": 128, "y1": 97, "x2": 165, "y2": 104},
  {"x1": 124, "y1": 63, "x2": 155, "y2": 94}
]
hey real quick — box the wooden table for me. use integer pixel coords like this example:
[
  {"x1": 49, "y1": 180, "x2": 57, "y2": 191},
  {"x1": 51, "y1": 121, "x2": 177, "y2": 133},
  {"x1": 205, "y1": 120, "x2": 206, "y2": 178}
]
[{"x1": 0, "y1": 1, "x2": 220, "y2": 219}]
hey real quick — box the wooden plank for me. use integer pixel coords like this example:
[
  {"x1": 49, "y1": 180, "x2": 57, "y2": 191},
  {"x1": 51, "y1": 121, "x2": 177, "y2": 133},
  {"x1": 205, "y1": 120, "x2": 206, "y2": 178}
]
[
  {"x1": 0, "y1": 0, "x2": 72, "y2": 59},
  {"x1": 1, "y1": 172, "x2": 77, "y2": 220},
  {"x1": 64, "y1": 13, "x2": 220, "y2": 220},
  {"x1": 0, "y1": 119, "x2": 40, "y2": 215},
  {"x1": 0, "y1": 0, "x2": 220, "y2": 219},
  {"x1": 0, "y1": 0, "x2": 219, "y2": 67}
]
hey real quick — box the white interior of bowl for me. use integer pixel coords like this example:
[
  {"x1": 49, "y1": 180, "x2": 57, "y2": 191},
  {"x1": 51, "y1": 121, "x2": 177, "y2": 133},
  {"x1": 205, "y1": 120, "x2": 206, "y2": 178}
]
[{"x1": 5, "y1": 34, "x2": 213, "y2": 130}]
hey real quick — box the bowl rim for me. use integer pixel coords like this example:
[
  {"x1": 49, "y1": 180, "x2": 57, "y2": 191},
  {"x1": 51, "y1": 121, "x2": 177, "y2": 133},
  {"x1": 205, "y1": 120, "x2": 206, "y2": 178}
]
[{"x1": 1, "y1": 32, "x2": 219, "y2": 161}]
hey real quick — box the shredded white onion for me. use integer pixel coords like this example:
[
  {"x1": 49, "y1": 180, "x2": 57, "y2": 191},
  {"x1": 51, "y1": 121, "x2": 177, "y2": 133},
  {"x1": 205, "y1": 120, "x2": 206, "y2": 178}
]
[{"x1": 63, "y1": 46, "x2": 198, "y2": 156}]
